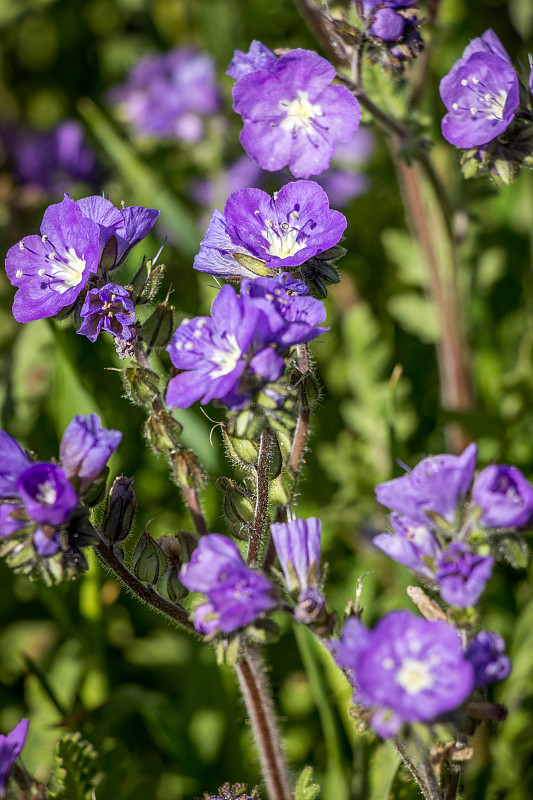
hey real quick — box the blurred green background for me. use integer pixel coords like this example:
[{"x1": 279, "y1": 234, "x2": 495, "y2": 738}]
[{"x1": 1, "y1": 0, "x2": 533, "y2": 798}]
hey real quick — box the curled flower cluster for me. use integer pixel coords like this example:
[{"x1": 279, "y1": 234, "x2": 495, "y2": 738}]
[
  {"x1": 228, "y1": 42, "x2": 361, "y2": 178},
  {"x1": 0, "y1": 415, "x2": 120, "y2": 560},
  {"x1": 108, "y1": 47, "x2": 221, "y2": 143},
  {"x1": 373, "y1": 443, "x2": 533, "y2": 606}
]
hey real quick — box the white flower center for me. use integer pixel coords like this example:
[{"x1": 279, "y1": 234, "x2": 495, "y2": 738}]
[
  {"x1": 279, "y1": 91, "x2": 322, "y2": 133},
  {"x1": 37, "y1": 481, "x2": 57, "y2": 506},
  {"x1": 49, "y1": 247, "x2": 86, "y2": 294},
  {"x1": 210, "y1": 334, "x2": 242, "y2": 379},
  {"x1": 395, "y1": 657, "x2": 435, "y2": 695}
]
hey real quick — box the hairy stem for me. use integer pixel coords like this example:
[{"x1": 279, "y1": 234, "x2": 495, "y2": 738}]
[
  {"x1": 248, "y1": 427, "x2": 272, "y2": 566},
  {"x1": 394, "y1": 737, "x2": 443, "y2": 800},
  {"x1": 236, "y1": 645, "x2": 292, "y2": 800},
  {"x1": 181, "y1": 483, "x2": 209, "y2": 537},
  {"x1": 94, "y1": 538, "x2": 194, "y2": 632}
]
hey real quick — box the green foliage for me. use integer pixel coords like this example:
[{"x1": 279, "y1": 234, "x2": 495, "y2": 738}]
[
  {"x1": 294, "y1": 766, "x2": 321, "y2": 800},
  {"x1": 48, "y1": 732, "x2": 100, "y2": 800}
]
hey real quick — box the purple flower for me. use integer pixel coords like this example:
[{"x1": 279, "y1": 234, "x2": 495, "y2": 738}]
[
  {"x1": 375, "y1": 443, "x2": 477, "y2": 526},
  {"x1": 440, "y1": 30, "x2": 519, "y2": 148},
  {"x1": 193, "y1": 180, "x2": 346, "y2": 280},
  {"x1": 472, "y1": 465, "x2": 533, "y2": 528},
  {"x1": 226, "y1": 40, "x2": 278, "y2": 81},
  {"x1": 76, "y1": 195, "x2": 159, "y2": 270},
  {"x1": 241, "y1": 273, "x2": 328, "y2": 346},
  {"x1": 270, "y1": 516, "x2": 322, "y2": 594},
  {"x1": 179, "y1": 534, "x2": 277, "y2": 634},
  {"x1": 0, "y1": 718, "x2": 29, "y2": 798},
  {"x1": 108, "y1": 47, "x2": 221, "y2": 143},
  {"x1": 0, "y1": 505, "x2": 26, "y2": 539},
  {"x1": 359, "y1": 2, "x2": 419, "y2": 42},
  {"x1": 231, "y1": 47, "x2": 361, "y2": 178},
  {"x1": 0, "y1": 430, "x2": 31, "y2": 497},
  {"x1": 166, "y1": 280, "x2": 326, "y2": 410},
  {"x1": 332, "y1": 611, "x2": 474, "y2": 737},
  {"x1": 465, "y1": 631, "x2": 511, "y2": 689},
  {"x1": 77, "y1": 283, "x2": 136, "y2": 343},
  {"x1": 435, "y1": 543, "x2": 493, "y2": 607},
  {"x1": 17, "y1": 463, "x2": 77, "y2": 527},
  {"x1": 373, "y1": 513, "x2": 440, "y2": 579},
  {"x1": 12, "y1": 120, "x2": 102, "y2": 194},
  {"x1": 59, "y1": 414, "x2": 122, "y2": 492},
  {"x1": 5, "y1": 195, "x2": 100, "y2": 323}
]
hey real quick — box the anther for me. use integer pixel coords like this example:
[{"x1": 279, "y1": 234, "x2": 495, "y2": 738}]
[{"x1": 461, "y1": 78, "x2": 468, "y2": 86}]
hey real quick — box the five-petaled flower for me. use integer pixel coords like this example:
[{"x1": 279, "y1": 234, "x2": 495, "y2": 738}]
[
  {"x1": 332, "y1": 611, "x2": 474, "y2": 737},
  {"x1": 229, "y1": 44, "x2": 361, "y2": 178},
  {"x1": 193, "y1": 180, "x2": 346, "y2": 280},
  {"x1": 440, "y1": 30, "x2": 519, "y2": 148}
]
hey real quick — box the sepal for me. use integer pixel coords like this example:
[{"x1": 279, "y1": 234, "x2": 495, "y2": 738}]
[
  {"x1": 100, "y1": 476, "x2": 137, "y2": 545},
  {"x1": 132, "y1": 529, "x2": 168, "y2": 585}
]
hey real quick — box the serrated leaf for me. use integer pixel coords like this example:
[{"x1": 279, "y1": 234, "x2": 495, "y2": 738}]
[
  {"x1": 48, "y1": 732, "x2": 100, "y2": 800},
  {"x1": 294, "y1": 766, "x2": 321, "y2": 800}
]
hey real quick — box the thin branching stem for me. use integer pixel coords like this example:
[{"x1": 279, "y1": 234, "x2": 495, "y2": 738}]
[
  {"x1": 393, "y1": 737, "x2": 443, "y2": 800},
  {"x1": 94, "y1": 537, "x2": 195, "y2": 632},
  {"x1": 236, "y1": 645, "x2": 293, "y2": 800}
]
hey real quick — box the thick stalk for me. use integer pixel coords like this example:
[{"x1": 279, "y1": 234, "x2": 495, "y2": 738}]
[
  {"x1": 248, "y1": 427, "x2": 273, "y2": 565},
  {"x1": 236, "y1": 645, "x2": 292, "y2": 800},
  {"x1": 94, "y1": 538, "x2": 194, "y2": 632}
]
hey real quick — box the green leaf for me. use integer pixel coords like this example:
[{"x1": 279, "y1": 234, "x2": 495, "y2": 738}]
[
  {"x1": 294, "y1": 766, "x2": 321, "y2": 800},
  {"x1": 387, "y1": 292, "x2": 440, "y2": 344},
  {"x1": 368, "y1": 741, "x2": 401, "y2": 800},
  {"x1": 48, "y1": 732, "x2": 100, "y2": 800}
]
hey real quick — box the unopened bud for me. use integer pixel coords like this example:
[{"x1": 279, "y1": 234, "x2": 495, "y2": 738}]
[
  {"x1": 80, "y1": 466, "x2": 109, "y2": 507},
  {"x1": 298, "y1": 372, "x2": 321, "y2": 410},
  {"x1": 269, "y1": 471, "x2": 294, "y2": 506},
  {"x1": 100, "y1": 235, "x2": 118, "y2": 273},
  {"x1": 123, "y1": 365, "x2": 160, "y2": 406},
  {"x1": 132, "y1": 530, "x2": 168, "y2": 585},
  {"x1": 217, "y1": 477, "x2": 254, "y2": 538},
  {"x1": 140, "y1": 301, "x2": 174, "y2": 350},
  {"x1": 101, "y1": 476, "x2": 137, "y2": 545},
  {"x1": 145, "y1": 402, "x2": 183, "y2": 454},
  {"x1": 268, "y1": 434, "x2": 283, "y2": 480},
  {"x1": 221, "y1": 427, "x2": 259, "y2": 468},
  {"x1": 227, "y1": 408, "x2": 264, "y2": 441},
  {"x1": 169, "y1": 449, "x2": 204, "y2": 490},
  {"x1": 130, "y1": 258, "x2": 165, "y2": 304}
]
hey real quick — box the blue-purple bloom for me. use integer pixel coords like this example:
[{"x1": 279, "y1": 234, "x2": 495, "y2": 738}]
[
  {"x1": 270, "y1": 516, "x2": 322, "y2": 595},
  {"x1": 227, "y1": 40, "x2": 278, "y2": 81},
  {"x1": 179, "y1": 534, "x2": 278, "y2": 634},
  {"x1": 5, "y1": 195, "x2": 159, "y2": 323},
  {"x1": 440, "y1": 30, "x2": 520, "y2": 148},
  {"x1": 11, "y1": 120, "x2": 101, "y2": 194},
  {"x1": 230, "y1": 46, "x2": 361, "y2": 178},
  {"x1": 465, "y1": 631, "x2": 511, "y2": 689},
  {"x1": 472, "y1": 464, "x2": 533, "y2": 528},
  {"x1": 108, "y1": 47, "x2": 221, "y2": 143},
  {"x1": 435, "y1": 543, "x2": 493, "y2": 607},
  {"x1": 77, "y1": 283, "x2": 136, "y2": 344},
  {"x1": 332, "y1": 611, "x2": 474, "y2": 737},
  {"x1": 193, "y1": 180, "x2": 347, "y2": 280},
  {"x1": 0, "y1": 428, "x2": 78, "y2": 557},
  {"x1": 59, "y1": 414, "x2": 122, "y2": 492},
  {"x1": 5, "y1": 196, "x2": 100, "y2": 323},
  {"x1": 373, "y1": 513, "x2": 440, "y2": 579},
  {"x1": 0, "y1": 718, "x2": 29, "y2": 798},
  {"x1": 375, "y1": 443, "x2": 477, "y2": 526},
  {"x1": 166, "y1": 280, "x2": 326, "y2": 410},
  {"x1": 359, "y1": 0, "x2": 419, "y2": 42}
]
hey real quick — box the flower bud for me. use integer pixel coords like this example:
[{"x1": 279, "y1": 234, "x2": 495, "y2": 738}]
[
  {"x1": 145, "y1": 397, "x2": 183, "y2": 454},
  {"x1": 132, "y1": 529, "x2": 168, "y2": 585},
  {"x1": 221, "y1": 427, "x2": 259, "y2": 468},
  {"x1": 140, "y1": 300, "x2": 174, "y2": 350},
  {"x1": 123, "y1": 365, "x2": 160, "y2": 406},
  {"x1": 100, "y1": 235, "x2": 118, "y2": 273},
  {"x1": 169, "y1": 449, "x2": 205, "y2": 490},
  {"x1": 217, "y1": 477, "x2": 255, "y2": 539},
  {"x1": 100, "y1": 476, "x2": 137, "y2": 545},
  {"x1": 130, "y1": 257, "x2": 165, "y2": 304}
]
